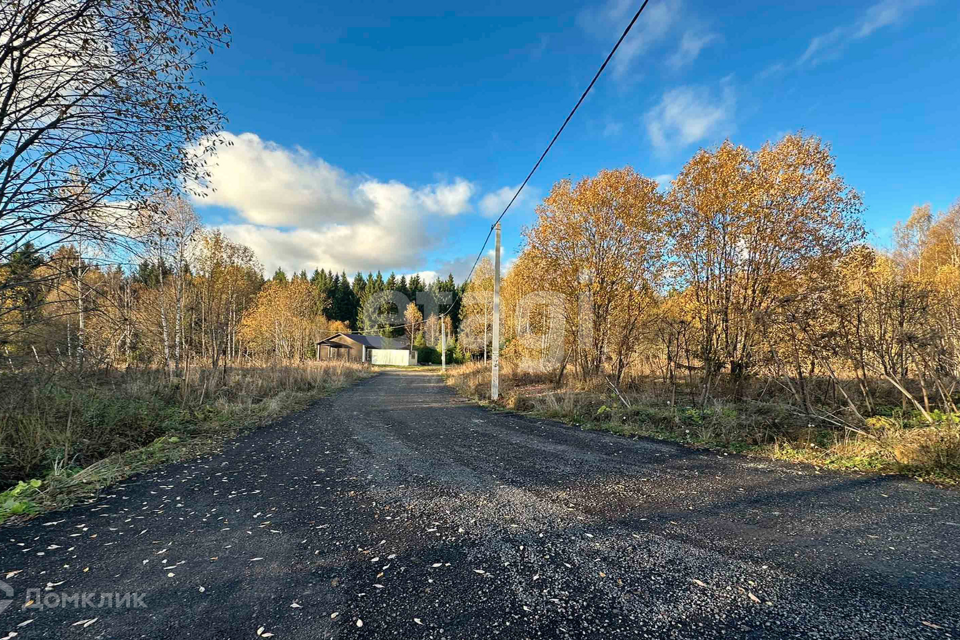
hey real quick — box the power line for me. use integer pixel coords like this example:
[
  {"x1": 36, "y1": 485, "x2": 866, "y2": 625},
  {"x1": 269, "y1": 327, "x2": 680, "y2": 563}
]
[{"x1": 441, "y1": 0, "x2": 652, "y2": 318}]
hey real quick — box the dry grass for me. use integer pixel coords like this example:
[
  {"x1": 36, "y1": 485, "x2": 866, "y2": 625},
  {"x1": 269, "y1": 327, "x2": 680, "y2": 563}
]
[
  {"x1": 0, "y1": 360, "x2": 372, "y2": 522},
  {"x1": 445, "y1": 362, "x2": 960, "y2": 486}
]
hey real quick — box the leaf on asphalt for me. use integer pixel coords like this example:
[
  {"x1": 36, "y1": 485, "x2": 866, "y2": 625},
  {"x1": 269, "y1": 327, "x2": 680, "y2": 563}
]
[
  {"x1": 330, "y1": 612, "x2": 338, "y2": 619},
  {"x1": 387, "y1": 554, "x2": 396, "y2": 559},
  {"x1": 0, "y1": 632, "x2": 15, "y2": 640},
  {"x1": 4, "y1": 570, "x2": 22, "y2": 579},
  {"x1": 473, "y1": 569, "x2": 485, "y2": 574},
  {"x1": 691, "y1": 579, "x2": 707, "y2": 588},
  {"x1": 167, "y1": 572, "x2": 175, "y2": 577},
  {"x1": 72, "y1": 618, "x2": 98, "y2": 628},
  {"x1": 256, "y1": 626, "x2": 265, "y2": 636},
  {"x1": 199, "y1": 586, "x2": 205, "y2": 593},
  {"x1": 356, "y1": 619, "x2": 363, "y2": 628},
  {"x1": 431, "y1": 563, "x2": 442, "y2": 568},
  {"x1": 748, "y1": 592, "x2": 761, "y2": 603},
  {"x1": 414, "y1": 618, "x2": 423, "y2": 625},
  {"x1": 291, "y1": 602, "x2": 302, "y2": 608},
  {"x1": 17, "y1": 620, "x2": 33, "y2": 628},
  {"x1": 250, "y1": 557, "x2": 264, "y2": 562},
  {"x1": 922, "y1": 621, "x2": 943, "y2": 629},
  {"x1": 374, "y1": 584, "x2": 384, "y2": 589}
]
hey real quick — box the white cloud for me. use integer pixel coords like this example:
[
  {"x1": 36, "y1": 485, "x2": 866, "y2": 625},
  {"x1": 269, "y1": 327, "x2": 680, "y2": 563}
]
[
  {"x1": 193, "y1": 132, "x2": 370, "y2": 226},
  {"x1": 578, "y1": 0, "x2": 679, "y2": 79},
  {"x1": 755, "y1": 62, "x2": 786, "y2": 81},
  {"x1": 645, "y1": 81, "x2": 736, "y2": 154},
  {"x1": 603, "y1": 121, "x2": 624, "y2": 138},
  {"x1": 478, "y1": 185, "x2": 540, "y2": 218},
  {"x1": 416, "y1": 178, "x2": 475, "y2": 216},
  {"x1": 667, "y1": 30, "x2": 719, "y2": 70},
  {"x1": 654, "y1": 174, "x2": 673, "y2": 188},
  {"x1": 409, "y1": 270, "x2": 439, "y2": 284},
  {"x1": 797, "y1": 27, "x2": 846, "y2": 67},
  {"x1": 192, "y1": 131, "x2": 477, "y2": 276},
  {"x1": 794, "y1": 1, "x2": 928, "y2": 69},
  {"x1": 856, "y1": 0, "x2": 928, "y2": 38}
]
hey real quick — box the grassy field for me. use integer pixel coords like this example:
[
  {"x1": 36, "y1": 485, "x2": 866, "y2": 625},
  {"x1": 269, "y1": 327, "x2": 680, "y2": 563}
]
[
  {"x1": 445, "y1": 363, "x2": 960, "y2": 486},
  {"x1": 0, "y1": 361, "x2": 372, "y2": 523}
]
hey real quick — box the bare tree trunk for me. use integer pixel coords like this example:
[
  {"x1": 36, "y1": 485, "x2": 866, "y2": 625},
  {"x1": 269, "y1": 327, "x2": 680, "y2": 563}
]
[
  {"x1": 76, "y1": 240, "x2": 85, "y2": 370},
  {"x1": 158, "y1": 257, "x2": 172, "y2": 374}
]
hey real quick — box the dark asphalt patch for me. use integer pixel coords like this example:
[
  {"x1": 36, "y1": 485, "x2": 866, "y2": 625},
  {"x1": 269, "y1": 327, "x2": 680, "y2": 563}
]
[{"x1": 1, "y1": 370, "x2": 958, "y2": 638}]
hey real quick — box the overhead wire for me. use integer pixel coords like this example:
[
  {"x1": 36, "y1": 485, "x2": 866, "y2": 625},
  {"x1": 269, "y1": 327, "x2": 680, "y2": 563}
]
[{"x1": 439, "y1": 0, "x2": 652, "y2": 319}]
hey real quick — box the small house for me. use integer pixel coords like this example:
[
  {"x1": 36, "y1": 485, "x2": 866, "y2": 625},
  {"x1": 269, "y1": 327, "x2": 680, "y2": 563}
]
[
  {"x1": 315, "y1": 333, "x2": 416, "y2": 366},
  {"x1": 316, "y1": 333, "x2": 391, "y2": 362}
]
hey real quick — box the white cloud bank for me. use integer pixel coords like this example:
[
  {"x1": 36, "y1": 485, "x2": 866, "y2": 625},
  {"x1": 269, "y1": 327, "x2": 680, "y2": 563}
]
[{"x1": 192, "y1": 132, "x2": 477, "y2": 276}]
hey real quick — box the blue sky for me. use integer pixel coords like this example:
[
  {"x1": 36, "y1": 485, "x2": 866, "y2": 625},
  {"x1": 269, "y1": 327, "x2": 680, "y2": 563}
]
[{"x1": 192, "y1": 0, "x2": 960, "y2": 281}]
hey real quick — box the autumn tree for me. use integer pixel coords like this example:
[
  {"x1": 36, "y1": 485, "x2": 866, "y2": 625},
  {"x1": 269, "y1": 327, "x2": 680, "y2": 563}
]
[
  {"x1": 523, "y1": 167, "x2": 669, "y2": 381},
  {"x1": 460, "y1": 258, "x2": 495, "y2": 362},
  {"x1": 194, "y1": 229, "x2": 261, "y2": 369},
  {"x1": 0, "y1": 0, "x2": 229, "y2": 261},
  {"x1": 669, "y1": 134, "x2": 864, "y2": 396},
  {"x1": 239, "y1": 278, "x2": 325, "y2": 361},
  {"x1": 404, "y1": 301, "x2": 423, "y2": 355}
]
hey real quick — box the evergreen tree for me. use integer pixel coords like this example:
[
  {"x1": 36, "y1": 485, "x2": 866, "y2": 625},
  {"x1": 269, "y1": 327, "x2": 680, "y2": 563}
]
[{"x1": 352, "y1": 272, "x2": 366, "y2": 300}]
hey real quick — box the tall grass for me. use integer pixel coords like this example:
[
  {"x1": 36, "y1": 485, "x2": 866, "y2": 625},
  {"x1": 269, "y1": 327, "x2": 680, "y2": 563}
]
[
  {"x1": 445, "y1": 362, "x2": 960, "y2": 484},
  {"x1": 0, "y1": 360, "x2": 370, "y2": 517}
]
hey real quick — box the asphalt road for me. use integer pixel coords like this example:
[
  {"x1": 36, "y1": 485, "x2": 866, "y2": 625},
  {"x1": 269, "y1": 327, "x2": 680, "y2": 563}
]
[{"x1": 2, "y1": 370, "x2": 959, "y2": 639}]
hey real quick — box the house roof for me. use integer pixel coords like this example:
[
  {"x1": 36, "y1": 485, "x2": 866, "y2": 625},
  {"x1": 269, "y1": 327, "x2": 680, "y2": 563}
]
[{"x1": 317, "y1": 333, "x2": 407, "y2": 349}]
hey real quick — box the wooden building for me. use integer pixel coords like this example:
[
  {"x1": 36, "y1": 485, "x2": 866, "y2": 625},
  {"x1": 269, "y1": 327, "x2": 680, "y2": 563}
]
[{"x1": 315, "y1": 333, "x2": 408, "y2": 363}]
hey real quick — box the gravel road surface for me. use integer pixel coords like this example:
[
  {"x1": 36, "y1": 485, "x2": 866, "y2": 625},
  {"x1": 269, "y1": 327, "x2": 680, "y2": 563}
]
[{"x1": 2, "y1": 370, "x2": 959, "y2": 639}]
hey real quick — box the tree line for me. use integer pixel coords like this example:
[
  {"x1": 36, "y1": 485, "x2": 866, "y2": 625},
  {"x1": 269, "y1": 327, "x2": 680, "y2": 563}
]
[
  {"x1": 0, "y1": 197, "x2": 471, "y2": 372},
  {"x1": 460, "y1": 133, "x2": 960, "y2": 424}
]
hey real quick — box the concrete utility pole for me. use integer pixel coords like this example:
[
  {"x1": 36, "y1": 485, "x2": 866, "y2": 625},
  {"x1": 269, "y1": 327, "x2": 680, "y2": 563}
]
[
  {"x1": 441, "y1": 314, "x2": 446, "y2": 372},
  {"x1": 491, "y1": 222, "x2": 501, "y2": 401}
]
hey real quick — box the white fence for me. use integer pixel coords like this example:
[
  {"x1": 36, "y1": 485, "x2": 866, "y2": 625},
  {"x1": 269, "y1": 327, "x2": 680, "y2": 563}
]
[{"x1": 370, "y1": 349, "x2": 418, "y2": 367}]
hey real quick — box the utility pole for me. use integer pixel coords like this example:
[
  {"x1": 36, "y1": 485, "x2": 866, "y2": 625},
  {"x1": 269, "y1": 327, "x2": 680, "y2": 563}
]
[
  {"x1": 491, "y1": 222, "x2": 501, "y2": 401},
  {"x1": 441, "y1": 314, "x2": 446, "y2": 372}
]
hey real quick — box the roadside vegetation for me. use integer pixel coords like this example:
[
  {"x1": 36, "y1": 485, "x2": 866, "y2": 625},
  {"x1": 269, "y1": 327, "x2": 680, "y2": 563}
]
[
  {"x1": 453, "y1": 136, "x2": 960, "y2": 485},
  {"x1": 0, "y1": 361, "x2": 369, "y2": 523},
  {"x1": 447, "y1": 363, "x2": 960, "y2": 484}
]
